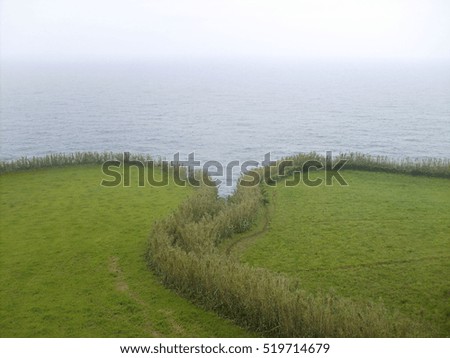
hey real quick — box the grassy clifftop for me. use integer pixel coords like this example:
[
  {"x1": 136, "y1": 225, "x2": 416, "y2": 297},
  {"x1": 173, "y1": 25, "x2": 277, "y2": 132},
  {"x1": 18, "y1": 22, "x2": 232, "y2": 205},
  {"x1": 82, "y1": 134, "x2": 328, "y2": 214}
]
[
  {"x1": 2, "y1": 152, "x2": 449, "y2": 337},
  {"x1": 239, "y1": 170, "x2": 450, "y2": 336},
  {"x1": 0, "y1": 165, "x2": 249, "y2": 337}
]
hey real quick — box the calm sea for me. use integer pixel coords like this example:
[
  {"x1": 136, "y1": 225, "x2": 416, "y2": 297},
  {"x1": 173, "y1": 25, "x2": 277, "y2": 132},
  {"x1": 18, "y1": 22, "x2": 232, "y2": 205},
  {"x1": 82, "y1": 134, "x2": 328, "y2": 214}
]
[{"x1": 1, "y1": 60, "x2": 449, "y2": 167}]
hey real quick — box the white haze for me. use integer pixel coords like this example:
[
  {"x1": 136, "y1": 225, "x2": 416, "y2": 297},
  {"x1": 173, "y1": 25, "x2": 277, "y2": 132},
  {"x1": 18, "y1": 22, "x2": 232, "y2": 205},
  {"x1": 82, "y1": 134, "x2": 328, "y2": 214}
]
[{"x1": 1, "y1": 0, "x2": 450, "y2": 62}]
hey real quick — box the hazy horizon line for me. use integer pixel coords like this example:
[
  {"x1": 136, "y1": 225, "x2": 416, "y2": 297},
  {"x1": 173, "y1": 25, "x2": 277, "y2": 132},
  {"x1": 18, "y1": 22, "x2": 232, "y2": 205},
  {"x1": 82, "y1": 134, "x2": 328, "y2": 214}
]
[{"x1": 2, "y1": 55, "x2": 449, "y2": 67}]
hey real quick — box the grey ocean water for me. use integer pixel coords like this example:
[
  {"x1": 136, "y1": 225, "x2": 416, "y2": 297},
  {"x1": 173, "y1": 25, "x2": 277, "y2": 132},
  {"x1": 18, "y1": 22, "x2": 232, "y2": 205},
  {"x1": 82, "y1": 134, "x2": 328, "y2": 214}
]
[{"x1": 1, "y1": 60, "x2": 449, "y2": 172}]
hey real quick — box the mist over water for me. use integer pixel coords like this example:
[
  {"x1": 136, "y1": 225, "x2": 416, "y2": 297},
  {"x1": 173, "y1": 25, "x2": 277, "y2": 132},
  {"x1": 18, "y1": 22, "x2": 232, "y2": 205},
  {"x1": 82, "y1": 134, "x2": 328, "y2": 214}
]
[{"x1": 1, "y1": 60, "x2": 449, "y2": 168}]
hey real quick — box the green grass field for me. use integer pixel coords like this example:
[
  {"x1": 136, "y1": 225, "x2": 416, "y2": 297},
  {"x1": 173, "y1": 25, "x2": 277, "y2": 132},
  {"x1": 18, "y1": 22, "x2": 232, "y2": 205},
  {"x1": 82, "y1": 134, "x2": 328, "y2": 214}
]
[
  {"x1": 0, "y1": 165, "x2": 249, "y2": 337},
  {"x1": 238, "y1": 170, "x2": 450, "y2": 336},
  {"x1": 2, "y1": 163, "x2": 449, "y2": 337}
]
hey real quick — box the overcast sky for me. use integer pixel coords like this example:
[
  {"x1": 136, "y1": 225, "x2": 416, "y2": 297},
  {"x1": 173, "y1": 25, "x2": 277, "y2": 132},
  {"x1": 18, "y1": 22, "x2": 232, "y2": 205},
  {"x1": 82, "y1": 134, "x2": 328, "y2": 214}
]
[{"x1": 1, "y1": 0, "x2": 449, "y2": 62}]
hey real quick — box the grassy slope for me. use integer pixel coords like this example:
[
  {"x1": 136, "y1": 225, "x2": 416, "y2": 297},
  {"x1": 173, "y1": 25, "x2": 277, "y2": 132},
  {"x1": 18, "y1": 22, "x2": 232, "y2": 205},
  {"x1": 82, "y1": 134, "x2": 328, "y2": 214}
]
[
  {"x1": 239, "y1": 170, "x2": 450, "y2": 336},
  {"x1": 0, "y1": 165, "x2": 249, "y2": 337}
]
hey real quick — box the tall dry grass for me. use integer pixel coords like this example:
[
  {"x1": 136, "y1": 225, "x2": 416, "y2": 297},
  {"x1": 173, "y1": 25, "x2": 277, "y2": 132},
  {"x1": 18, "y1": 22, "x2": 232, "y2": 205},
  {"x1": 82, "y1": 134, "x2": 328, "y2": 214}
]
[
  {"x1": 147, "y1": 182, "x2": 419, "y2": 337},
  {"x1": 269, "y1": 152, "x2": 450, "y2": 180},
  {"x1": 0, "y1": 152, "x2": 159, "y2": 174}
]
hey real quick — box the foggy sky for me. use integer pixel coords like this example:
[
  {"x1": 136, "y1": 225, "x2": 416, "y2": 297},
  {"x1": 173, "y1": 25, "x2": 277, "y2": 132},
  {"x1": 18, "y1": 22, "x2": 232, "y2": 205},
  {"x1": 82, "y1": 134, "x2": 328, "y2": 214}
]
[{"x1": 1, "y1": 0, "x2": 449, "y2": 62}]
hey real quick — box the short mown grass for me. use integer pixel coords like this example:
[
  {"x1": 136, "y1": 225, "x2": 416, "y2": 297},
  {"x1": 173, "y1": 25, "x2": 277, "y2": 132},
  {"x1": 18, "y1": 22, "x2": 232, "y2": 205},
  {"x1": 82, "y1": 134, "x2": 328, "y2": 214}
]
[
  {"x1": 2, "y1": 153, "x2": 448, "y2": 337},
  {"x1": 0, "y1": 165, "x2": 249, "y2": 337},
  {"x1": 239, "y1": 170, "x2": 450, "y2": 336}
]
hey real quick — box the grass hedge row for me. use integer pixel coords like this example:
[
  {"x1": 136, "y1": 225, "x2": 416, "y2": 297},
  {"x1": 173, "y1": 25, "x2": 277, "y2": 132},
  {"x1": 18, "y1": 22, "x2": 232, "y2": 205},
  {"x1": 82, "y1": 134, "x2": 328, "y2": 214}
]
[{"x1": 147, "y1": 183, "x2": 419, "y2": 337}]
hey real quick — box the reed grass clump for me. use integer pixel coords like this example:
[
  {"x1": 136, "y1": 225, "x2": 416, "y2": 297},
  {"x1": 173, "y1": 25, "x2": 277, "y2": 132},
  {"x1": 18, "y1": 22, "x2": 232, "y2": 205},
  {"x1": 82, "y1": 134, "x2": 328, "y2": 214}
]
[
  {"x1": 0, "y1": 152, "x2": 159, "y2": 174},
  {"x1": 269, "y1": 152, "x2": 450, "y2": 180},
  {"x1": 147, "y1": 181, "x2": 417, "y2": 337}
]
